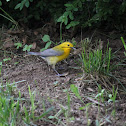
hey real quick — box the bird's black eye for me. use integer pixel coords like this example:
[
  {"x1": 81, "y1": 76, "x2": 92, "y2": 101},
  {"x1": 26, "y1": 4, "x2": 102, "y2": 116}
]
[{"x1": 68, "y1": 44, "x2": 70, "y2": 46}]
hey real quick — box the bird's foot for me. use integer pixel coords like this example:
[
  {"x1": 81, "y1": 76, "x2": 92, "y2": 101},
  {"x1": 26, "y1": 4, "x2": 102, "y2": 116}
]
[
  {"x1": 56, "y1": 72, "x2": 69, "y2": 77},
  {"x1": 53, "y1": 68, "x2": 68, "y2": 77}
]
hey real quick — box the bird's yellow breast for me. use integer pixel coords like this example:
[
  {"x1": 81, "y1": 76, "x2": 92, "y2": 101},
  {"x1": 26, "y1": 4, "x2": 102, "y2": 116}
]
[{"x1": 45, "y1": 48, "x2": 71, "y2": 66}]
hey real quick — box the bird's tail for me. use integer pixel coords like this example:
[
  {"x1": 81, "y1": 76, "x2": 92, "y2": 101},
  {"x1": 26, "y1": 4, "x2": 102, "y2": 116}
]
[{"x1": 28, "y1": 52, "x2": 42, "y2": 56}]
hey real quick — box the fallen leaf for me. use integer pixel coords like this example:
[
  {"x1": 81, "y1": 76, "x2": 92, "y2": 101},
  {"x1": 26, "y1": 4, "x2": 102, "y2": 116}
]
[
  {"x1": 31, "y1": 42, "x2": 36, "y2": 49},
  {"x1": 34, "y1": 31, "x2": 39, "y2": 35},
  {"x1": 22, "y1": 35, "x2": 28, "y2": 44},
  {"x1": 3, "y1": 38, "x2": 14, "y2": 48}
]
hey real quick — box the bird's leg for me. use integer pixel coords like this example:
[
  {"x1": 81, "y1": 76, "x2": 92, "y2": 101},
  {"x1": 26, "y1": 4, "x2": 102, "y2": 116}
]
[
  {"x1": 52, "y1": 65, "x2": 64, "y2": 77},
  {"x1": 53, "y1": 69, "x2": 62, "y2": 76},
  {"x1": 64, "y1": 59, "x2": 69, "y2": 64},
  {"x1": 48, "y1": 64, "x2": 51, "y2": 71}
]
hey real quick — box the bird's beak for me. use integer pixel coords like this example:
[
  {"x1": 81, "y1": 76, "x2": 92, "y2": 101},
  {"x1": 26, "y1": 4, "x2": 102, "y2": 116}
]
[{"x1": 71, "y1": 47, "x2": 76, "y2": 50}]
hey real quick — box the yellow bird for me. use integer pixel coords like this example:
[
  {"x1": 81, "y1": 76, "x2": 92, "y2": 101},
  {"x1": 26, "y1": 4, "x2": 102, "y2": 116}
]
[{"x1": 28, "y1": 42, "x2": 75, "y2": 76}]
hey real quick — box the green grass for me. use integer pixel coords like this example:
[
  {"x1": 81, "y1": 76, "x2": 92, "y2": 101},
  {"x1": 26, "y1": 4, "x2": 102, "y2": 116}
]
[
  {"x1": 0, "y1": 82, "x2": 20, "y2": 125},
  {"x1": 81, "y1": 40, "x2": 113, "y2": 76},
  {"x1": 0, "y1": 81, "x2": 54, "y2": 126},
  {"x1": 78, "y1": 38, "x2": 126, "y2": 92},
  {"x1": 121, "y1": 37, "x2": 126, "y2": 56}
]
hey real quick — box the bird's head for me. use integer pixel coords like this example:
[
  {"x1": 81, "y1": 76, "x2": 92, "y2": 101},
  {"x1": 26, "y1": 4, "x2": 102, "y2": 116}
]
[{"x1": 60, "y1": 42, "x2": 75, "y2": 50}]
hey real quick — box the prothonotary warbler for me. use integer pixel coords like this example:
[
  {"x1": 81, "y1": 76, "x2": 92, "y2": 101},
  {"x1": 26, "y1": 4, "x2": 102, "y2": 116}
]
[{"x1": 28, "y1": 42, "x2": 75, "y2": 76}]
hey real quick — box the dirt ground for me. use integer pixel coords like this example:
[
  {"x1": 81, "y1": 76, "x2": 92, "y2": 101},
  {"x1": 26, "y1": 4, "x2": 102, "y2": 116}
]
[{"x1": 1, "y1": 29, "x2": 126, "y2": 126}]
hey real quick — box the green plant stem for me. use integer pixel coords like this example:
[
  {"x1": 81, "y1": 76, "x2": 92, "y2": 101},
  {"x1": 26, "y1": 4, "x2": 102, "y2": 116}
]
[
  {"x1": 0, "y1": 7, "x2": 18, "y2": 27},
  {"x1": 60, "y1": 22, "x2": 63, "y2": 42},
  {"x1": 107, "y1": 48, "x2": 111, "y2": 73}
]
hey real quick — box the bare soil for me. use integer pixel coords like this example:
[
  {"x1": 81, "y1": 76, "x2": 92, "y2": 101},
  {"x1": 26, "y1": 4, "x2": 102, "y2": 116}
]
[{"x1": 1, "y1": 28, "x2": 126, "y2": 126}]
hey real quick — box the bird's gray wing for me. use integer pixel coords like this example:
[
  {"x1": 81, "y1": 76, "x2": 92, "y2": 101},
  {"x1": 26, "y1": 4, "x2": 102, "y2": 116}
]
[{"x1": 28, "y1": 48, "x2": 64, "y2": 57}]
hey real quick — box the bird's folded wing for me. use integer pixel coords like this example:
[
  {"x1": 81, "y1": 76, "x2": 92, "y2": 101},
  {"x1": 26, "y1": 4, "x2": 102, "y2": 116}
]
[
  {"x1": 28, "y1": 48, "x2": 64, "y2": 57},
  {"x1": 40, "y1": 48, "x2": 64, "y2": 57}
]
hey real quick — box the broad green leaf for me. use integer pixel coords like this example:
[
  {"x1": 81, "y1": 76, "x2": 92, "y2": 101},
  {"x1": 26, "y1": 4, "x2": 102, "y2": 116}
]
[
  {"x1": 29, "y1": 45, "x2": 33, "y2": 48},
  {"x1": 69, "y1": 12, "x2": 74, "y2": 20},
  {"x1": 64, "y1": 11, "x2": 70, "y2": 17},
  {"x1": 14, "y1": 42, "x2": 22, "y2": 49},
  {"x1": 42, "y1": 35, "x2": 50, "y2": 42},
  {"x1": 40, "y1": 41, "x2": 52, "y2": 52},
  {"x1": 73, "y1": 8, "x2": 78, "y2": 11},
  {"x1": 57, "y1": 16, "x2": 63, "y2": 22},
  {"x1": 64, "y1": 3, "x2": 73, "y2": 8},
  {"x1": 25, "y1": 0, "x2": 30, "y2": 8},
  {"x1": 45, "y1": 41, "x2": 52, "y2": 49},
  {"x1": 0, "y1": 1, "x2": 2, "y2": 6},
  {"x1": 40, "y1": 48, "x2": 46, "y2": 52},
  {"x1": 62, "y1": 16, "x2": 67, "y2": 23},
  {"x1": 20, "y1": 1, "x2": 25, "y2": 10},
  {"x1": 15, "y1": 3, "x2": 21, "y2": 9},
  {"x1": 23, "y1": 45, "x2": 32, "y2": 51},
  {"x1": 57, "y1": 13, "x2": 68, "y2": 23},
  {"x1": 66, "y1": 21, "x2": 79, "y2": 29},
  {"x1": 64, "y1": 16, "x2": 68, "y2": 25}
]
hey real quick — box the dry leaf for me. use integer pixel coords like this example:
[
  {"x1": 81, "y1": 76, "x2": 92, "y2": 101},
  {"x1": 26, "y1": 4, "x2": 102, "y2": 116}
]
[
  {"x1": 31, "y1": 42, "x2": 36, "y2": 49},
  {"x1": 22, "y1": 35, "x2": 28, "y2": 44},
  {"x1": 34, "y1": 31, "x2": 39, "y2": 35},
  {"x1": 3, "y1": 38, "x2": 14, "y2": 48}
]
